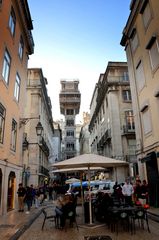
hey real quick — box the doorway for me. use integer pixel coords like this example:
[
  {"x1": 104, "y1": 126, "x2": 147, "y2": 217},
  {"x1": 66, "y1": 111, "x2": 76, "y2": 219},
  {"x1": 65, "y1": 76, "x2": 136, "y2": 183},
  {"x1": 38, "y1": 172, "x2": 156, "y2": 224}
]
[
  {"x1": 146, "y1": 152, "x2": 159, "y2": 207},
  {"x1": 0, "y1": 169, "x2": 2, "y2": 211},
  {"x1": 7, "y1": 171, "x2": 16, "y2": 211}
]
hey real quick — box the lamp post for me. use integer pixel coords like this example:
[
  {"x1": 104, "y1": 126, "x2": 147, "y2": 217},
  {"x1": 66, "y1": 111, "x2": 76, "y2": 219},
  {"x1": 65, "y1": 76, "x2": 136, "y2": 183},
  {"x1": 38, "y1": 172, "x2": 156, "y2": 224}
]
[
  {"x1": 36, "y1": 121, "x2": 43, "y2": 136},
  {"x1": 22, "y1": 119, "x2": 43, "y2": 186}
]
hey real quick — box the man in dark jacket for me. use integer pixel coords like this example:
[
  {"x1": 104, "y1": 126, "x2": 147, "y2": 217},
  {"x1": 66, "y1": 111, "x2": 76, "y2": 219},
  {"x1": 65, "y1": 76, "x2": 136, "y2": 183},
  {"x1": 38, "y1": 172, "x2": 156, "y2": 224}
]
[{"x1": 17, "y1": 183, "x2": 26, "y2": 212}]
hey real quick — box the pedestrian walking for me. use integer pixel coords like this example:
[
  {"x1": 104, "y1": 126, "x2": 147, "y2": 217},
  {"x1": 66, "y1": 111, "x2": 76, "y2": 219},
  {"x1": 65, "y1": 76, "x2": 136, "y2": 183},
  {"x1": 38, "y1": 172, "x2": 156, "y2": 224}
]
[
  {"x1": 17, "y1": 183, "x2": 26, "y2": 212},
  {"x1": 24, "y1": 186, "x2": 33, "y2": 214},
  {"x1": 35, "y1": 186, "x2": 40, "y2": 208}
]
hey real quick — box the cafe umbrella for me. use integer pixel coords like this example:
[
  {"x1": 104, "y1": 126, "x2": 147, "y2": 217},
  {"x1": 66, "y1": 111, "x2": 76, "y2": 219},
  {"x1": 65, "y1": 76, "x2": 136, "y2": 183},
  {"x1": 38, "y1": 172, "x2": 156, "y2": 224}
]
[{"x1": 52, "y1": 153, "x2": 128, "y2": 225}]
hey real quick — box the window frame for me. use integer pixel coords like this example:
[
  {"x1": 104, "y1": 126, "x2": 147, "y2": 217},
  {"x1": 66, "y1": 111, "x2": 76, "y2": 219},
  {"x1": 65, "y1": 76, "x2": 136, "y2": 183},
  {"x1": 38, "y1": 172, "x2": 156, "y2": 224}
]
[
  {"x1": 141, "y1": 107, "x2": 152, "y2": 135},
  {"x1": 130, "y1": 28, "x2": 139, "y2": 53},
  {"x1": 9, "y1": 7, "x2": 16, "y2": 36},
  {"x1": 140, "y1": 0, "x2": 152, "y2": 30},
  {"x1": 14, "y1": 73, "x2": 21, "y2": 102},
  {"x1": 66, "y1": 130, "x2": 74, "y2": 137},
  {"x1": 125, "y1": 110, "x2": 135, "y2": 131},
  {"x1": 122, "y1": 89, "x2": 132, "y2": 102},
  {"x1": 146, "y1": 36, "x2": 159, "y2": 71},
  {"x1": 10, "y1": 119, "x2": 17, "y2": 151},
  {"x1": 0, "y1": 103, "x2": 6, "y2": 144},
  {"x1": 2, "y1": 48, "x2": 11, "y2": 85},
  {"x1": 18, "y1": 36, "x2": 24, "y2": 60},
  {"x1": 135, "y1": 59, "x2": 146, "y2": 92}
]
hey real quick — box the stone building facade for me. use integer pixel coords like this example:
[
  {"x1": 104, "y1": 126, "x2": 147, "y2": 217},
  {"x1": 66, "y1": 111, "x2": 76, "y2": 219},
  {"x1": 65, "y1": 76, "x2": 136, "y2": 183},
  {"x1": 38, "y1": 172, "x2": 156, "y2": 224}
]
[
  {"x1": 121, "y1": 0, "x2": 159, "y2": 206},
  {"x1": 0, "y1": 0, "x2": 34, "y2": 215},
  {"x1": 89, "y1": 62, "x2": 136, "y2": 183},
  {"x1": 22, "y1": 68, "x2": 54, "y2": 187}
]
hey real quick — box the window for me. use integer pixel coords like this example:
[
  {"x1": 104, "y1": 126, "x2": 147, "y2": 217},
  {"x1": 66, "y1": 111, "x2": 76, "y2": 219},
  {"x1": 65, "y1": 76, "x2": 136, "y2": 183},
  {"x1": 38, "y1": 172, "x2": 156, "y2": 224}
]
[
  {"x1": 122, "y1": 90, "x2": 132, "y2": 101},
  {"x1": 66, "y1": 119, "x2": 74, "y2": 126},
  {"x1": 140, "y1": 0, "x2": 152, "y2": 29},
  {"x1": 14, "y1": 73, "x2": 21, "y2": 101},
  {"x1": 131, "y1": 29, "x2": 139, "y2": 52},
  {"x1": 125, "y1": 110, "x2": 135, "y2": 130},
  {"x1": 2, "y1": 49, "x2": 11, "y2": 85},
  {"x1": 142, "y1": 108, "x2": 152, "y2": 134},
  {"x1": 146, "y1": 37, "x2": 159, "y2": 71},
  {"x1": 66, "y1": 109, "x2": 74, "y2": 115},
  {"x1": 9, "y1": 7, "x2": 16, "y2": 36},
  {"x1": 10, "y1": 119, "x2": 17, "y2": 151},
  {"x1": 135, "y1": 60, "x2": 146, "y2": 92},
  {"x1": 18, "y1": 36, "x2": 24, "y2": 60},
  {"x1": 66, "y1": 142, "x2": 74, "y2": 151},
  {"x1": 66, "y1": 131, "x2": 74, "y2": 137},
  {"x1": 0, "y1": 103, "x2": 5, "y2": 144},
  {"x1": 123, "y1": 72, "x2": 129, "y2": 81}
]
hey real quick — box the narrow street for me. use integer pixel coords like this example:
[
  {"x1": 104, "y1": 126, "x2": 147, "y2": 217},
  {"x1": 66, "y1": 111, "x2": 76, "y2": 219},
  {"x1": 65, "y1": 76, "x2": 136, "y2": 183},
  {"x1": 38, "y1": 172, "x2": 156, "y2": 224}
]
[{"x1": 18, "y1": 205, "x2": 159, "y2": 240}]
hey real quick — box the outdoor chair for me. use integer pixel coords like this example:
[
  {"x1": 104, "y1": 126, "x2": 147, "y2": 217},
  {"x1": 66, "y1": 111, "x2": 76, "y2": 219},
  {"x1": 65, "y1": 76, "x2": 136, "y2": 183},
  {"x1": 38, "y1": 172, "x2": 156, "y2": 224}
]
[
  {"x1": 84, "y1": 236, "x2": 112, "y2": 240},
  {"x1": 41, "y1": 208, "x2": 58, "y2": 230},
  {"x1": 64, "y1": 209, "x2": 79, "y2": 231},
  {"x1": 108, "y1": 208, "x2": 133, "y2": 235},
  {"x1": 131, "y1": 208, "x2": 150, "y2": 234}
]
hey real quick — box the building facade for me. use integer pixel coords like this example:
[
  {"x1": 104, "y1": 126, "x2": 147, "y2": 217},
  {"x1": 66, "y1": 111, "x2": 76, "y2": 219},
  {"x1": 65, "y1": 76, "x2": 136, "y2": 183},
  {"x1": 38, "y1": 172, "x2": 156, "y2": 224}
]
[
  {"x1": 59, "y1": 80, "x2": 81, "y2": 160},
  {"x1": 52, "y1": 121, "x2": 62, "y2": 163},
  {"x1": 0, "y1": 0, "x2": 34, "y2": 215},
  {"x1": 22, "y1": 68, "x2": 54, "y2": 187},
  {"x1": 79, "y1": 112, "x2": 91, "y2": 154},
  {"x1": 121, "y1": 0, "x2": 159, "y2": 206},
  {"x1": 89, "y1": 62, "x2": 136, "y2": 182}
]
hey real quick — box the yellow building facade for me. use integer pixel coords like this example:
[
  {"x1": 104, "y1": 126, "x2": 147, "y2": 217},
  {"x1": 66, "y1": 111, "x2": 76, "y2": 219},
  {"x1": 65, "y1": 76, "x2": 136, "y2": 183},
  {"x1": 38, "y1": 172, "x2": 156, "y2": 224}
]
[
  {"x1": 0, "y1": 0, "x2": 34, "y2": 215},
  {"x1": 121, "y1": 0, "x2": 159, "y2": 207}
]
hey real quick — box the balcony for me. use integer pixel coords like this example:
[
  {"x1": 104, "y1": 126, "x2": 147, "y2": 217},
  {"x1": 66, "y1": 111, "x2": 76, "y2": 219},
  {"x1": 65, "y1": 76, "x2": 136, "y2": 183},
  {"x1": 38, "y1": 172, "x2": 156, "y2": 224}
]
[
  {"x1": 65, "y1": 148, "x2": 76, "y2": 152},
  {"x1": 104, "y1": 129, "x2": 111, "y2": 142},
  {"x1": 39, "y1": 165, "x2": 49, "y2": 177},
  {"x1": 59, "y1": 96, "x2": 81, "y2": 103},
  {"x1": 39, "y1": 137, "x2": 50, "y2": 157},
  {"x1": 122, "y1": 125, "x2": 135, "y2": 135},
  {"x1": 107, "y1": 75, "x2": 129, "y2": 83}
]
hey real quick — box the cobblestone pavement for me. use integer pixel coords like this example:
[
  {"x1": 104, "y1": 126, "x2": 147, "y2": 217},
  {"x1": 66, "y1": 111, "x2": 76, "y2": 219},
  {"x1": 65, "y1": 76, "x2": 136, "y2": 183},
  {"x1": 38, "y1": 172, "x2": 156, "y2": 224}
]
[{"x1": 18, "y1": 205, "x2": 159, "y2": 240}]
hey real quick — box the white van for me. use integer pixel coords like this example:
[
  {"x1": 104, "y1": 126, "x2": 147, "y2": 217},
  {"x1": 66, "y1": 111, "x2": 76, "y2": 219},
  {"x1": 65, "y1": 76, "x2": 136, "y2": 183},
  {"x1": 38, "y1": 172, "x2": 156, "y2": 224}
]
[{"x1": 91, "y1": 180, "x2": 115, "y2": 194}]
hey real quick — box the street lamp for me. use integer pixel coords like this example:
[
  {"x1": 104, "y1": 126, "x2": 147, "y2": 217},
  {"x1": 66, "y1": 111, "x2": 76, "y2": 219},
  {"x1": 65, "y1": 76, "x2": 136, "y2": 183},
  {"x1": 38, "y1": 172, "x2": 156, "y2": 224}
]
[
  {"x1": 36, "y1": 121, "x2": 43, "y2": 136},
  {"x1": 22, "y1": 121, "x2": 43, "y2": 150}
]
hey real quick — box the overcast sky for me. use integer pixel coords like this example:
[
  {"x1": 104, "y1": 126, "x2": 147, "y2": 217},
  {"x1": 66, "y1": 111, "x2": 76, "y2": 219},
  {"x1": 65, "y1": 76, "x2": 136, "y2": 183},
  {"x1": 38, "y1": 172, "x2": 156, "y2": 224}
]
[{"x1": 28, "y1": 0, "x2": 131, "y2": 123}]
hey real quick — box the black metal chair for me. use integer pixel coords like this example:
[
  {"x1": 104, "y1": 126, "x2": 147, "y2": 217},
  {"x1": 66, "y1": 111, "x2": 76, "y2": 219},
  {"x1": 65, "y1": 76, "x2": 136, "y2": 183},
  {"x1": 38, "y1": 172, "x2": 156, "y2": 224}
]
[
  {"x1": 41, "y1": 208, "x2": 57, "y2": 230},
  {"x1": 84, "y1": 236, "x2": 112, "y2": 240},
  {"x1": 131, "y1": 208, "x2": 150, "y2": 234},
  {"x1": 64, "y1": 209, "x2": 79, "y2": 231}
]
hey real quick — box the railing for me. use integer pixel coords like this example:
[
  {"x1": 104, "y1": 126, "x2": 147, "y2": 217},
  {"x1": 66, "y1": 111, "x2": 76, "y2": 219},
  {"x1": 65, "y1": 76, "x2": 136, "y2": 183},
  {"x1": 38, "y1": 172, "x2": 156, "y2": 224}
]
[
  {"x1": 39, "y1": 137, "x2": 50, "y2": 156},
  {"x1": 107, "y1": 75, "x2": 129, "y2": 83},
  {"x1": 39, "y1": 165, "x2": 49, "y2": 176},
  {"x1": 104, "y1": 129, "x2": 111, "y2": 141},
  {"x1": 60, "y1": 97, "x2": 81, "y2": 103},
  {"x1": 122, "y1": 125, "x2": 135, "y2": 134}
]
